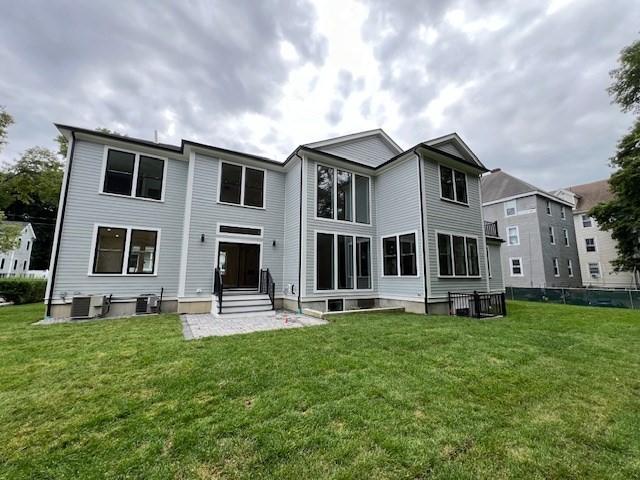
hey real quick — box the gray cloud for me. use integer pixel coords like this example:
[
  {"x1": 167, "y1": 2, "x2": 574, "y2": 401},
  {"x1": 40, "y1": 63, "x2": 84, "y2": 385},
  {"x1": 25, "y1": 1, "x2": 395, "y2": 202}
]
[
  {"x1": 0, "y1": 0, "x2": 327, "y2": 161},
  {"x1": 336, "y1": 70, "x2": 365, "y2": 98},
  {"x1": 362, "y1": 0, "x2": 640, "y2": 189},
  {"x1": 325, "y1": 99, "x2": 344, "y2": 125}
]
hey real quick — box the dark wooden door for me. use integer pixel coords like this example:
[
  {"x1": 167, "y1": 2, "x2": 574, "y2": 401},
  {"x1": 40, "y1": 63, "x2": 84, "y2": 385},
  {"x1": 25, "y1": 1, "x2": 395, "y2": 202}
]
[{"x1": 218, "y1": 243, "x2": 260, "y2": 288}]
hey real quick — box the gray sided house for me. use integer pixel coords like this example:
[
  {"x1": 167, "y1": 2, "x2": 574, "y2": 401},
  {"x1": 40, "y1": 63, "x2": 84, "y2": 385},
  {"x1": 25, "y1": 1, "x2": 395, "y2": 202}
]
[
  {"x1": 482, "y1": 169, "x2": 582, "y2": 288},
  {"x1": 0, "y1": 222, "x2": 36, "y2": 276},
  {"x1": 46, "y1": 125, "x2": 504, "y2": 319}
]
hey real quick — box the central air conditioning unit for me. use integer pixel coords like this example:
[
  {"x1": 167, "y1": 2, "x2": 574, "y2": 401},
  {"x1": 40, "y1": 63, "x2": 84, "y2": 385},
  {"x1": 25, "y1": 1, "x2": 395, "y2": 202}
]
[
  {"x1": 70, "y1": 295, "x2": 106, "y2": 319},
  {"x1": 136, "y1": 294, "x2": 159, "y2": 314}
]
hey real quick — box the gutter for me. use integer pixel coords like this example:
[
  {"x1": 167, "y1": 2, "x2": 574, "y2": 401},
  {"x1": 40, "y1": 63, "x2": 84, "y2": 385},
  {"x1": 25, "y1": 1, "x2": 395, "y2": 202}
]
[
  {"x1": 296, "y1": 153, "x2": 304, "y2": 313},
  {"x1": 46, "y1": 131, "x2": 75, "y2": 317},
  {"x1": 415, "y1": 149, "x2": 429, "y2": 314}
]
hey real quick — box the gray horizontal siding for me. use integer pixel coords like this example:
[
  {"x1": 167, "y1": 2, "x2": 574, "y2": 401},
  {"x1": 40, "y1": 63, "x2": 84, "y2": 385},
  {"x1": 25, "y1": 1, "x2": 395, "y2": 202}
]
[
  {"x1": 424, "y1": 157, "x2": 488, "y2": 298},
  {"x1": 375, "y1": 156, "x2": 425, "y2": 299},
  {"x1": 487, "y1": 242, "x2": 504, "y2": 292},
  {"x1": 184, "y1": 153, "x2": 286, "y2": 298},
  {"x1": 283, "y1": 159, "x2": 301, "y2": 294},
  {"x1": 319, "y1": 136, "x2": 396, "y2": 168},
  {"x1": 53, "y1": 140, "x2": 187, "y2": 299}
]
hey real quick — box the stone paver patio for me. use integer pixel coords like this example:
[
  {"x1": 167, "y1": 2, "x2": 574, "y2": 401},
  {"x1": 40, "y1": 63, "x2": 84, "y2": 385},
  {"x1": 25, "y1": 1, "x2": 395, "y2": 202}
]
[{"x1": 181, "y1": 310, "x2": 328, "y2": 339}]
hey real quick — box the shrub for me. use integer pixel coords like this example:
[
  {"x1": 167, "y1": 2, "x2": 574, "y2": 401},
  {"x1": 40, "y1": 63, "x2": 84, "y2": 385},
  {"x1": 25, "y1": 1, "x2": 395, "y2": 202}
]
[{"x1": 0, "y1": 278, "x2": 47, "y2": 304}]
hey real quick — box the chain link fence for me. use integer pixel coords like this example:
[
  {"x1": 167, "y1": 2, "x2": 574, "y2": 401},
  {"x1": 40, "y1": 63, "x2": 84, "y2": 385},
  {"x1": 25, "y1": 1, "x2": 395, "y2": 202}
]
[{"x1": 506, "y1": 286, "x2": 640, "y2": 310}]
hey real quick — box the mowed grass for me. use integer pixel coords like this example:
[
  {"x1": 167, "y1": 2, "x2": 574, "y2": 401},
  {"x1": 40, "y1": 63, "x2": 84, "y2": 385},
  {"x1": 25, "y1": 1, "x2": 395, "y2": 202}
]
[{"x1": 1, "y1": 302, "x2": 639, "y2": 479}]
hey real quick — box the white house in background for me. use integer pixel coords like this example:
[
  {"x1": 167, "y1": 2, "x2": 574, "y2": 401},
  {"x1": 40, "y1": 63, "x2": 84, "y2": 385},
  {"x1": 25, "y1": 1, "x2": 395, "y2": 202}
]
[
  {"x1": 0, "y1": 222, "x2": 36, "y2": 276},
  {"x1": 554, "y1": 179, "x2": 638, "y2": 289},
  {"x1": 46, "y1": 125, "x2": 505, "y2": 319}
]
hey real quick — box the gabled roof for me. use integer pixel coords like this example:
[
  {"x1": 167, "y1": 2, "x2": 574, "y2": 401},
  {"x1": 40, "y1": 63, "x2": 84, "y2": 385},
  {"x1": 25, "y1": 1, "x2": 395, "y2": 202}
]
[
  {"x1": 424, "y1": 133, "x2": 482, "y2": 168},
  {"x1": 305, "y1": 128, "x2": 403, "y2": 153},
  {"x1": 3, "y1": 221, "x2": 36, "y2": 239},
  {"x1": 561, "y1": 179, "x2": 612, "y2": 214},
  {"x1": 481, "y1": 169, "x2": 572, "y2": 206}
]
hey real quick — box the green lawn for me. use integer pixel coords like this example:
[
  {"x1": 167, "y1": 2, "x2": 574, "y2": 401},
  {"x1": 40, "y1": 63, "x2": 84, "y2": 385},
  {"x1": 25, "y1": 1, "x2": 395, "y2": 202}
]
[{"x1": 1, "y1": 302, "x2": 639, "y2": 479}]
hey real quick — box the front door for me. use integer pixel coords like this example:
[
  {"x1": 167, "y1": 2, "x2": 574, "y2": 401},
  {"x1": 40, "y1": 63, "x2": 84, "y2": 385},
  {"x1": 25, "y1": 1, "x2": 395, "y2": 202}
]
[{"x1": 218, "y1": 242, "x2": 260, "y2": 289}]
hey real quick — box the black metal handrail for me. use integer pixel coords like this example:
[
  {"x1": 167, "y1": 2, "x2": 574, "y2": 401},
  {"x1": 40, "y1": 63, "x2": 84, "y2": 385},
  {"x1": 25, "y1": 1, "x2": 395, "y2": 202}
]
[
  {"x1": 448, "y1": 291, "x2": 506, "y2": 318},
  {"x1": 259, "y1": 268, "x2": 275, "y2": 309},
  {"x1": 213, "y1": 267, "x2": 223, "y2": 314},
  {"x1": 484, "y1": 221, "x2": 499, "y2": 238}
]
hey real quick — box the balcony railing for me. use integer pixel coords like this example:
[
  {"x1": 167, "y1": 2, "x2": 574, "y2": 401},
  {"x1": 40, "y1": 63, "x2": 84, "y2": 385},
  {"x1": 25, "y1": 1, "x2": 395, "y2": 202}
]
[{"x1": 484, "y1": 220, "x2": 499, "y2": 238}]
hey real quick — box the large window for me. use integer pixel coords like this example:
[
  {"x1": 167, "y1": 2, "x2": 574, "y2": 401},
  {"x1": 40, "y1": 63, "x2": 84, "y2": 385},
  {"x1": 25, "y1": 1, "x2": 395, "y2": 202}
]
[
  {"x1": 507, "y1": 226, "x2": 519, "y2": 246},
  {"x1": 92, "y1": 226, "x2": 158, "y2": 275},
  {"x1": 437, "y1": 232, "x2": 481, "y2": 278},
  {"x1": 316, "y1": 164, "x2": 370, "y2": 224},
  {"x1": 382, "y1": 233, "x2": 417, "y2": 277},
  {"x1": 439, "y1": 165, "x2": 468, "y2": 204},
  {"x1": 316, "y1": 232, "x2": 371, "y2": 290},
  {"x1": 103, "y1": 148, "x2": 165, "y2": 200},
  {"x1": 219, "y1": 162, "x2": 265, "y2": 208}
]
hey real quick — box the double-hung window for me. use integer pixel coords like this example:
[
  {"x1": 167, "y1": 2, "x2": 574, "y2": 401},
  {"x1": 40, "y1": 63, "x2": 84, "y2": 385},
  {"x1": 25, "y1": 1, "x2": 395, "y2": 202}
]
[
  {"x1": 563, "y1": 228, "x2": 569, "y2": 246},
  {"x1": 436, "y1": 232, "x2": 480, "y2": 278},
  {"x1": 504, "y1": 200, "x2": 517, "y2": 217},
  {"x1": 316, "y1": 164, "x2": 370, "y2": 224},
  {"x1": 582, "y1": 215, "x2": 593, "y2": 228},
  {"x1": 585, "y1": 238, "x2": 596, "y2": 252},
  {"x1": 219, "y1": 162, "x2": 265, "y2": 208},
  {"x1": 567, "y1": 259, "x2": 574, "y2": 277},
  {"x1": 439, "y1": 165, "x2": 468, "y2": 204},
  {"x1": 510, "y1": 258, "x2": 523, "y2": 276},
  {"x1": 549, "y1": 226, "x2": 555, "y2": 244},
  {"x1": 316, "y1": 232, "x2": 371, "y2": 290},
  {"x1": 588, "y1": 263, "x2": 601, "y2": 278},
  {"x1": 102, "y1": 148, "x2": 165, "y2": 200},
  {"x1": 382, "y1": 233, "x2": 418, "y2": 277},
  {"x1": 561, "y1": 206, "x2": 566, "y2": 219},
  {"x1": 553, "y1": 257, "x2": 560, "y2": 277},
  {"x1": 545, "y1": 200, "x2": 552, "y2": 215},
  {"x1": 92, "y1": 225, "x2": 159, "y2": 275},
  {"x1": 507, "y1": 226, "x2": 519, "y2": 246}
]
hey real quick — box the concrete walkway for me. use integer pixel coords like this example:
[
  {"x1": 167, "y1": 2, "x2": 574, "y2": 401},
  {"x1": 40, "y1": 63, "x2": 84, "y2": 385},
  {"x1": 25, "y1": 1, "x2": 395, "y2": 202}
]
[{"x1": 181, "y1": 310, "x2": 328, "y2": 339}]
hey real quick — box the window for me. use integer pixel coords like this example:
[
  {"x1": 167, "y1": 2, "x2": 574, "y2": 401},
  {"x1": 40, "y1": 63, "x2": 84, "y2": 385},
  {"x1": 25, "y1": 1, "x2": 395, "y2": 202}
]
[
  {"x1": 13, "y1": 260, "x2": 17, "y2": 270},
  {"x1": 504, "y1": 200, "x2": 517, "y2": 217},
  {"x1": 567, "y1": 259, "x2": 574, "y2": 277},
  {"x1": 486, "y1": 247, "x2": 491, "y2": 278},
  {"x1": 553, "y1": 257, "x2": 559, "y2": 277},
  {"x1": 218, "y1": 225, "x2": 262, "y2": 236},
  {"x1": 561, "y1": 229, "x2": 569, "y2": 246},
  {"x1": 383, "y1": 233, "x2": 418, "y2": 277},
  {"x1": 510, "y1": 258, "x2": 523, "y2": 276},
  {"x1": 92, "y1": 226, "x2": 158, "y2": 275},
  {"x1": 549, "y1": 226, "x2": 555, "y2": 244},
  {"x1": 316, "y1": 233, "x2": 371, "y2": 290},
  {"x1": 0, "y1": 258, "x2": 4, "y2": 269},
  {"x1": 440, "y1": 165, "x2": 467, "y2": 204},
  {"x1": 561, "y1": 206, "x2": 566, "y2": 219},
  {"x1": 545, "y1": 200, "x2": 552, "y2": 215},
  {"x1": 327, "y1": 299, "x2": 344, "y2": 312},
  {"x1": 336, "y1": 170, "x2": 353, "y2": 221},
  {"x1": 437, "y1": 232, "x2": 480, "y2": 278},
  {"x1": 22, "y1": 260, "x2": 27, "y2": 270},
  {"x1": 316, "y1": 233, "x2": 334, "y2": 290},
  {"x1": 356, "y1": 237, "x2": 371, "y2": 289},
  {"x1": 26, "y1": 241, "x2": 30, "y2": 251},
  {"x1": 103, "y1": 148, "x2": 165, "y2": 200},
  {"x1": 585, "y1": 238, "x2": 596, "y2": 252},
  {"x1": 582, "y1": 215, "x2": 593, "y2": 228},
  {"x1": 316, "y1": 164, "x2": 370, "y2": 224},
  {"x1": 588, "y1": 263, "x2": 601, "y2": 278},
  {"x1": 219, "y1": 162, "x2": 264, "y2": 208},
  {"x1": 507, "y1": 226, "x2": 519, "y2": 246}
]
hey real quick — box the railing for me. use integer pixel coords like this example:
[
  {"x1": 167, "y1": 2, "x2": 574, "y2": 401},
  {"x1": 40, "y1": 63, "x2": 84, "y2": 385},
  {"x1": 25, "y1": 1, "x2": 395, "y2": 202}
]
[
  {"x1": 213, "y1": 267, "x2": 223, "y2": 314},
  {"x1": 259, "y1": 268, "x2": 275, "y2": 309},
  {"x1": 484, "y1": 221, "x2": 499, "y2": 238},
  {"x1": 448, "y1": 291, "x2": 506, "y2": 318}
]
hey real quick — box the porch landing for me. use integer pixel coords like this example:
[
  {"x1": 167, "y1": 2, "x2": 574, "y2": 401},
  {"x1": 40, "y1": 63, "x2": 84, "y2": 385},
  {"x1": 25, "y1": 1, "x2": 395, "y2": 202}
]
[{"x1": 181, "y1": 310, "x2": 327, "y2": 339}]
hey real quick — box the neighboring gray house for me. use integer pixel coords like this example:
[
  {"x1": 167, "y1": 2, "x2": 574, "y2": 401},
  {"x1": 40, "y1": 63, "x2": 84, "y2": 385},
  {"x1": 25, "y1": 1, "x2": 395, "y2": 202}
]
[
  {"x1": 46, "y1": 125, "x2": 504, "y2": 319},
  {"x1": 482, "y1": 169, "x2": 582, "y2": 288},
  {"x1": 0, "y1": 222, "x2": 36, "y2": 277}
]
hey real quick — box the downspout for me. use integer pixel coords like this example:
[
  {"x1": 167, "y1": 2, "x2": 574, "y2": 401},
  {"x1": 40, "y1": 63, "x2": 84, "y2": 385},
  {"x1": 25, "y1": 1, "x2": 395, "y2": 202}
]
[
  {"x1": 416, "y1": 149, "x2": 429, "y2": 314},
  {"x1": 296, "y1": 152, "x2": 304, "y2": 313},
  {"x1": 46, "y1": 131, "x2": 75, "y2": 317}
]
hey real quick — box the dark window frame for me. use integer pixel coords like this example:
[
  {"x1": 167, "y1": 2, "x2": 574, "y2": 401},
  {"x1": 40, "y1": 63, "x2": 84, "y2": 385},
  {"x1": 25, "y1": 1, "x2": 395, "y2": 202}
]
[
  {"x1": 316, "y1": 163, "x2": 371, "y2": 225},
  {"x1": 218, "y1": 224, "x2": 263, "y2": 237},
  {"x1": 315, "y1": 232, "x2": 372, "y2": 291},
  {"x1": 382, "y1": 232, "x2": 418, "y2": 277},
  {"x1": 91, "y1": 225, "x2": 160, "y2": 275},
  {"x1": 436, "y1": 231, "x2": 482, "y2": 278},
  {"x1": 127, "y1": 229, "x2": 159, "y2": 275},
  {"x1": 102, "y1": 147, "x2": 166, "y2": 201},
  {"x1": 218, "y1": 161, "x2": 266, "y2": 208},
  {"x1": 439, "y1": 164, "x2": 468, "y2": 205}
]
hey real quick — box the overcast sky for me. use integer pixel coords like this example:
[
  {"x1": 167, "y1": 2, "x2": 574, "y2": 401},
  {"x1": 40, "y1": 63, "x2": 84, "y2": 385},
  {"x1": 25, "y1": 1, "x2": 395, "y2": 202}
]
[{"x1": 1, "y1": 0, "x2": 638, "y2": 189}]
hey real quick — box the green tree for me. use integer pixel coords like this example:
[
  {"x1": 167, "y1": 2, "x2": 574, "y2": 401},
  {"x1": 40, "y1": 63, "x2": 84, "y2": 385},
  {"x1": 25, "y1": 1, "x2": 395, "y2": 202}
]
[
  {"x1": 0, "y1": 106, "x2": 20, "y2": 253},
  {"x1": 590, "y1": 38, "x2": 640, "y2": 287},
  {"x1": 0, "y1": 106, "x2": 14, "y2": 151}
]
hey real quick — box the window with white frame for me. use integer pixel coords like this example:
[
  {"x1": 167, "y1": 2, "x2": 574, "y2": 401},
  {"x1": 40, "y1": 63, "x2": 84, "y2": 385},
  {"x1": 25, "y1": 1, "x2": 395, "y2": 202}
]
[
  {"x1": 102, "y1": 148, "x2": 165, "y2": 200},
  {"x1": 567, "y1": 259, "x2": 573, "y2": 277},
  {"x1": 510, "y1": 257, "x2": 523, "y2": 276},
  {"x1": 507, "y1": 226, "x2": 519, "y2": 246},
  {"x1": 92, "y1": 226, "x2": 158, "y2": 275},
  {"x1": 582, "y1": 215, "x2": 593, "y2": 228},
  {"x1": 561, "y1": 205, "x2": 566, "y2": 219},
  {"x1": 563, "y1": 228, "x2": 569, "y2": 246},
  {"x1": 504, "y1": 200, "x2": 517, "y2": 217},
  {"x1": 585, "y1": 238, "x2": 596, "y2": 252},
  {"x1": 383, "y1": 233, "x2": 418, "y2": 276},
  {"x1": 436, "y1": 232, "x2": 480, "y2": 277},
  {"x1": 545, "y1": 200, "x2": 552, "y2": 215},
  {"x1": 316, "y1": 232, "x2": 371, "y2": 290},
  {"x1": 439, "y1": 165, "x2": 468, "y2": 204},
  {"x1": 316, "y1": 164, "x2": 370, "y2": 223},
  {"x1": 219, "y1": 162, "x2": 265, "y2": 208},
  {"x1": 588, "y1": 262, "x2": 601, "y2": 278},
  {"x1": 549, "y1": 226, "x2": 555, "y2": 244},
  {"x1": 553, "y1": 257, "x2": 559, "y2": 277}
]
